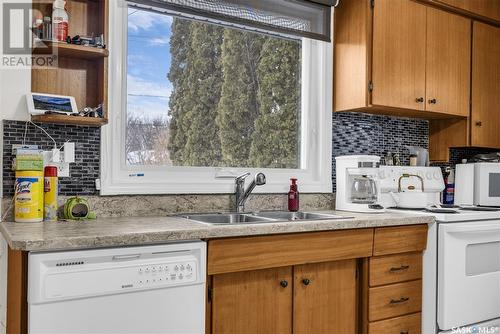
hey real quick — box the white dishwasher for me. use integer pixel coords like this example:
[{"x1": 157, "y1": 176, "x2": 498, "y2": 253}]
[{"x1": 28, "y1": 241, "x2": 206, "y2": 334}]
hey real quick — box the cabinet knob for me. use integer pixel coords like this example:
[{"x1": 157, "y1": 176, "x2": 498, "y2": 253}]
[
  {"x1": 476, "y1": 121, "x2": 482, "y2": 127},
  {"x1": 415, "y1": 97, "x2": 424, "y2": 103},
  {"x1": 428, "y1": 98, "x2": 437, "y2": 104},
  {"x1": 302, "y1": 278, "x2": 310, "y2": 286},
  {"x1": 279, "y1": 280, "x2": 288, "y2": 288}
]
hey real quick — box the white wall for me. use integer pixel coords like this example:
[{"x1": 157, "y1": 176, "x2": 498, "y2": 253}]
[
  {"x1": 0, "y1": 0, "x2": 32, "y2": 206},
  {"x1": 0, "y1": 0, "x2": 32, "y2": 122}
]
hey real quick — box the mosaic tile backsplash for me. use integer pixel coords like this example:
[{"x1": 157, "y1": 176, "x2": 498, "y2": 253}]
[
  {"x1": 2, "y1": 120, "x2": 100, "y2": 196},
  {"x1": 2, "y1": 114, "x2": 496, "y2": 197},
  {"x1": 331, "y1": 112, "x2": 429, "y2": 191}
]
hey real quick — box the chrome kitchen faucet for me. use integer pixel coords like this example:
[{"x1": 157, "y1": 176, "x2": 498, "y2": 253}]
[{"x1": 235, "y1": 172, "x2": 266, "y2": 213}]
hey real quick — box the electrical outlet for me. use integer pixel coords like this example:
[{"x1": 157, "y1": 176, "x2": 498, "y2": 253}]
[
  {"x1": 54, "y1": 162, "x2": 70, "y2": 177},
  {"x1": 52, "y1": 148, "x2": 61, "y2": 163}
]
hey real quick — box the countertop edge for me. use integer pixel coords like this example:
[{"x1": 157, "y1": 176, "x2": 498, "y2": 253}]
[{"x1": 1, "y1": 214, "x2": 435, "y2": 252}]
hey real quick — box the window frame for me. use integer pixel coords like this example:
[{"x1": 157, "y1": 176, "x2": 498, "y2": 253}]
[{"x1": 101, "y1": 1, "x2": 333, "y2": 195}]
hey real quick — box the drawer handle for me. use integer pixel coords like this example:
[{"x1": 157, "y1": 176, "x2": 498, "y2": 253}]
[
  {"x1": 390, "y1": 297, "x2": 410, "y2": 304},
  {"x1": 280, "y1": 280, "x2": 288, "y2": 288},
  {"x1": 400, "y1": 331, "x2": 409, "y2": 334},
  {"x1": 389, "y1": 265, "x2": 410, "y2": 272}
]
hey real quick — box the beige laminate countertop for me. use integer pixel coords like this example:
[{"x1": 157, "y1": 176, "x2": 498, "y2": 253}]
[{"x1": 0, "y1": 211, "x2": 434, "y2": 251}]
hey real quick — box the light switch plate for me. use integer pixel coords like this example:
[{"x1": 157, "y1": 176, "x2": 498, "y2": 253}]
[{"x1": 63, "y1": 142, "x2": 75, "y2": 163}]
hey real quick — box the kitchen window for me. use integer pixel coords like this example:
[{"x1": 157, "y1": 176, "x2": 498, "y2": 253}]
[{"x1": 102, "y1": 0, "x2": 333, "y2": 195}]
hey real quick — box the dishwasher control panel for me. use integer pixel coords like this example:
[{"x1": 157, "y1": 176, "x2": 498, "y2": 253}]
[
  {"x1": 136, "y1": 261, "x2": 197, "y2": 286},
  {"x1": 29, "y1": 242, "x2": 206, "y2": 304}
]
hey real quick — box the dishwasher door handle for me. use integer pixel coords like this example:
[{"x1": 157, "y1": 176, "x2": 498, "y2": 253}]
[{"x1": 112, "y1": 254, "x2": 141, "y2": 261}]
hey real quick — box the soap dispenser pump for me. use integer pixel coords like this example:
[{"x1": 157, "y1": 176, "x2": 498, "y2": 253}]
[{"x1": 288, "y1": 178, "x2": 299, "y2": 212}]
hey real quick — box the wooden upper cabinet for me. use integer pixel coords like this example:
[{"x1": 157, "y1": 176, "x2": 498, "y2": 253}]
[
  {"x1": 372, "y1": 0, "x2": 427, "y2": 110},
  {"x1": 212, "y1": 267, "x2": 293, "y2": 334},
  {"x1": 426, "y1": 8, "x2": 471, "y2": 116},
  {"x1": 471, "y1": 22, "x2": 500, "y2": 148},
  {"x1": 334, "y1": 0, "x2": 475, "y2": 121},
  {"x1": 437, "y1": 0, "x2": 500, "y2": 22},
  {"x1": 293, "y1": 260, "x2": 357, "y2": 334}
]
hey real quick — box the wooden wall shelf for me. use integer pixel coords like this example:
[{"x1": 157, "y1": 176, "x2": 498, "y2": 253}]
[
  {"x1": 34, "y1": 41, "x2": 109, "y2": 59},
  {"x1": 31, "y1": 0, "x2": 109, "y2": 128},
  {"x1": 31, "y1": 114, "x2": 108, "y2": 127}
]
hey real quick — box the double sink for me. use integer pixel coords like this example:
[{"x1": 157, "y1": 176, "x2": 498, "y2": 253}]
[{"x1": 179, "y1": 211, "x2": 350, "y2": 225}]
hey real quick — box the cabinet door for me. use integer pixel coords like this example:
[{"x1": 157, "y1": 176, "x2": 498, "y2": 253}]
[
  {"x1": 471, "y1": 22, "x2": 500, "y2": 148},
  {"x1": 372, "y1": 0, "x2": 426, "y2": 110},
  {"x1": 437, "y1": 0, "x2": 500, "y2": 22},
  {"x1": 426, "y1": 8, "x2": 471, "y2": 116},
  {"x1": 293, "y1": 260, "x2": 357, "y2": 334},
  {"x1": 212, "y1": 266, "x2": 292, "y2": 334}
]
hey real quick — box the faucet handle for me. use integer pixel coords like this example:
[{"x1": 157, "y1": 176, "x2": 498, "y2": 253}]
[{"x1": 235, "y1": 172, "x2": 251, "y2": 183}]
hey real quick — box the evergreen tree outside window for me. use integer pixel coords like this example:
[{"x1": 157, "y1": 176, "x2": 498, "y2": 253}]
[{"x1": 126, "y1": 8, "x2": 301, "y2": 169}]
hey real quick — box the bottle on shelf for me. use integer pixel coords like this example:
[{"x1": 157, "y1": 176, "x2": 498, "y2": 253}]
[{"x1": 52, "y1": 0, "x2": 69, "y2": 42}]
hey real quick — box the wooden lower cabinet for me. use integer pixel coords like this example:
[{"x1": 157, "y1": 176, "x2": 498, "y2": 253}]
[
  {"x1": 211, "y1": 260, "x2": 358, "y2": 334},
  {"x1": 293, "y1": 260, "x2": 357, "y2": 334},
  {"x1": 211, "y1": 266, "x2": 293, "y2": 334},
  {"x1": 208, "y1": 226, "x2": 427, "y2": 334}
]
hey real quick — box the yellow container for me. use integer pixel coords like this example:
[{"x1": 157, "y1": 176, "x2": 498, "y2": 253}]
[
  {"x1": 44, "y1": 166, "x2": 58, "y2": 222},
  {"x1": 14, "y1": 171, "x2": 44, "y2": 223}
]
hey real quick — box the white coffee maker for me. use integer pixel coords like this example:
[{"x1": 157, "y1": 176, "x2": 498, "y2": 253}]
[{"x1": 335, "y1": 155, "x2": 385, "y2": 213}]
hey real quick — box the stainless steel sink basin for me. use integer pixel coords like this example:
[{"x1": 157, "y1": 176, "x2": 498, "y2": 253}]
[
  {"x1": 180, "y1": 213, "x2": 276, "y2": 225},
  {"x1": 254, "y1": 211, "x2": 350, "y2": 221},
  {"x1": 179, "y1": 211, "x2": 351, "y2": 225}
]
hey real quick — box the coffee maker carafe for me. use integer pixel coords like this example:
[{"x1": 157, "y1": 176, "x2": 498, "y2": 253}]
[
  {"x1": 335, "y1": 155, "x2": 384, "y2": 213},
  {"x1": 351, "y1": 175, "x2": 378, "y2": 204}
]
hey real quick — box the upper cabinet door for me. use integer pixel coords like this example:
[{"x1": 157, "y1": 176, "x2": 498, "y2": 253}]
[
  {"x1": 471, "y1": 22, "x2": 500, "y2": 148},
  {"x1": 293, "y1": 260, "x2": 357, "y2": 334},
  {"x1": 426, "y1": 8, "x2": 471, "y2": 116},
  {"x1": 437, "y1": 0, "x2": 500, "y2": 22},
  {"x1": 372, "y1": 0, "x2": 427, "y2": 110},
  {"x1": 212, "y1": 266, "x2": 293, "y2": 334}
]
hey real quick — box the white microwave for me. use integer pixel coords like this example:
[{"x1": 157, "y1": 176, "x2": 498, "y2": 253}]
[{"x1": 455, "y1": 163, "x2": 500, "y2": 206}]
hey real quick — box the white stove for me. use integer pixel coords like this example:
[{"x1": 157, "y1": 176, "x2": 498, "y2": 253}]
[{"x1": 387, "y1": 206, "x2": 500, "y2": 334}]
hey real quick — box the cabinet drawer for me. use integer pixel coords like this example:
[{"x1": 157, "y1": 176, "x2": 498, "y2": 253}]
[
  {"x1": 369, "y1": 280, "x2": 422, "y2": 321},
  {"x1": 208, "y1": 229, "x2": 373, "y2": 275},
  {"x1": 369, "y1": 252, "x2": 422, "y2": 286},
  {"x1": 373, "y1": 225, "x2": 427, "y2": 256},
  {"x1": 369, "y1": 312, "x2": 421, "y2": 334}
]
